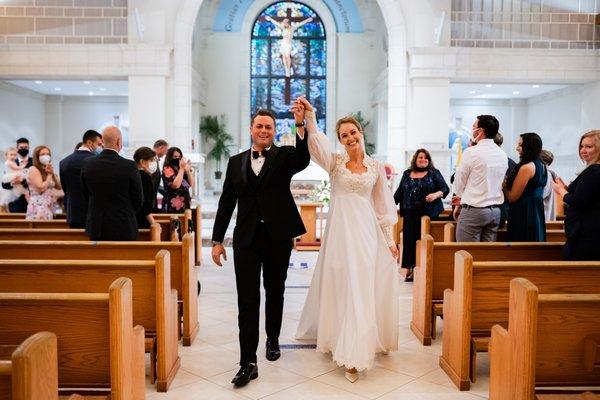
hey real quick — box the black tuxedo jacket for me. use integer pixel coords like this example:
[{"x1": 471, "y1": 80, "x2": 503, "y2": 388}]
[
  {"x1": 212, "y1": 134, "x2": 310, "y2": 248},
  {"x1": 81, "y1": 150, "x2": 143, "y2": 241},
  {"x1": 59, "y1": 150, "x2": 97, "y2": 227}
]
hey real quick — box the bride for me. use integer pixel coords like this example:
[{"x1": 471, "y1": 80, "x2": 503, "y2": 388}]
[{"x1": 292, "y1": 97, "x2": 400, "y2": 383}]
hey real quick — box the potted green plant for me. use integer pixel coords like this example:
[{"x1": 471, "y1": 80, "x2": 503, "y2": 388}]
[
  {"x1": 351, "y1": 111, "x2": 375, "y2": 155},
  {"x1": 200, "y1": 115, "x2": 234, "y2": 179}
]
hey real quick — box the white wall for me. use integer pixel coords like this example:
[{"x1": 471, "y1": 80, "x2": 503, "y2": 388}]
[{"x1": 0, "y1": 83, "x2": 46, "y2": 159}]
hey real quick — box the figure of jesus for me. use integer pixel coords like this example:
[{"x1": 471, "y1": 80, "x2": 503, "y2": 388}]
[{"x1": 265, "y1": 15, "x2": 313, "y2": 77}]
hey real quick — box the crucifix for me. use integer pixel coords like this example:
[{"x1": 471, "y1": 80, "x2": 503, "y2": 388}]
[{"x1": 262, "y1": 8, "x2": 313, "y2": 104}]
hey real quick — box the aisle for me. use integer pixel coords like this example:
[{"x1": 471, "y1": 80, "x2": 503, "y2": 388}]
[{"x1": 146, "y1": 249, "x2": 490, "y2": 400}]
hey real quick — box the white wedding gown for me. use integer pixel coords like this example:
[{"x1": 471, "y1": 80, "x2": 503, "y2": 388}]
[{"x1": 295, "y1": 111, "x2": 400, "y2": 371}]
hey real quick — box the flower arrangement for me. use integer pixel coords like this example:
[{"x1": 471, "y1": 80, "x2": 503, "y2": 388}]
[{"x1": 311, "y1": 180, "x2": 331, "y2": 205}]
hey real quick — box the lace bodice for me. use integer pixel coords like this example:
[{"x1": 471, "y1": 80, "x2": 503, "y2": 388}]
[{"x1": 331, "y1": 152, "x2": 379, "y2": 196}]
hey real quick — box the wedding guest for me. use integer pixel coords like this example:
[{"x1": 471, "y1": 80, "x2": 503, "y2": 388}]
[
  {"x1": 540, "y1": 149, "x2": 557, "y2": 221},
  {"x1": 133, "y1": 146, "x2": 157, "y2": 228},
  {"x1": 2, "y1": 137, "x2": 32, "y2": 212},
  {"x1": 504, "y1": 133, "x2": 547, "y2": 242},
  {"x1": 554, "y1": 130, "x2": 600, "y2": 260},
  {"x1": 453, "y1": 115, "x2": 507, "y2": 241},
  {"x1": 494, "y1": 133, "x2": 517, "y2": 229},
  {"x1": 394, "y1": 149, "x2": 449, "y2": 281},
  {"x1": 152, "y1": 139, "x2": 169, "y2": 211},
  {"x1": 26, "y1": 145, "x2": 61, "y2": 220},
  {"x1": 162, "y1": 147, "x2": 194, "y2": 213}
]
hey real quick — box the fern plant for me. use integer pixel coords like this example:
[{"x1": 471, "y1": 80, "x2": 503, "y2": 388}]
[{"x1": 200, "y1": 115, "x2": 234, "y2": 178}]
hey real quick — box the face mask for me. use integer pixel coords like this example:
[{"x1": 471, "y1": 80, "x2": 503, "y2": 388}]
[
  {"x1": 17, "y1": 148, "x2": 29, "y2": 157},
  {"x1": 94, "y1": 147, "x2": 103, "y2": 155},
  {"x1": 148, "y1": 161, "x2": 158, "y2": 174},
  {"x1": 171, "y1": 159, "x2": 181, "y2": 167},
  {"x1": 39, "y1": 155, "x2": 51, "y2": 165}
]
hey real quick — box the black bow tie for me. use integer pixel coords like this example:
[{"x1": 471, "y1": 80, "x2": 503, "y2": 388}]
[{"x1": 252, "y1": 149, "x2": 268, "y2": 159}]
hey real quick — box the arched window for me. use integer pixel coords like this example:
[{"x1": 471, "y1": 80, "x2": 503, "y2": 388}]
[{"x1": 251, "y1": 2, "x2": 326, "y2": 143}]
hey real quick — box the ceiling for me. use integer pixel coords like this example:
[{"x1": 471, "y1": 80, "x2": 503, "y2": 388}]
[
  {"x1": 5, "y1": 80, "x2": 128, "y2": 97},
  {"x1": 450, "y1": 83, "x2": 571, "y2": 100}
]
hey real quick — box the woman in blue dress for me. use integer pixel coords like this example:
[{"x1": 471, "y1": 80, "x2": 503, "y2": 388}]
[
  {"x1": 504, "y1": 132, "x2": 547, "y2": 241},
  {"x1": 394, "y1": 149, "x2": 449, "y2": 281}
]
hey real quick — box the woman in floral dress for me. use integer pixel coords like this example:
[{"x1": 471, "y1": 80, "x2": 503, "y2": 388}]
[
  {"x1": 162, "y1": 147, "x2": 194, "y2": 213},
  {"x1": 26, "y1": 145, "x2": 61, "y2": 220}
]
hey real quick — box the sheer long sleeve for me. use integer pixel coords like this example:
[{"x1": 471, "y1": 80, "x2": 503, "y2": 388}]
[
  {"x1": 372, "y1": 162, "x2": 398, "y2": 246},
  {"x1": 304, "y1": 110, "x2": 336, "y2": 173}
]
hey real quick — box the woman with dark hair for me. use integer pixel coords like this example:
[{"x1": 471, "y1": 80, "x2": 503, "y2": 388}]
[
  {"x1": 133, "y1": 146, "x2": 157, "y2": 228},
  {"x1": 393, "y1": 149, "x2": 449, "y2": 281},
  {"x1": 504, "y1": 132, "x2": 547, "y2": 241},
  {"x1": 162, "y1": 146, "x2": 194, "y2": 213}
]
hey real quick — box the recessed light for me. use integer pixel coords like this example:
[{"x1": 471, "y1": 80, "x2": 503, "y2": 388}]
[
  {"x1": 485, "y1": 84, "x2": 493, "y2": 88},
  {"x1": 88, "y1": 91, "x2": 94, "y2": 96},
  {"x1": 35, "y1": 81, "x2": 43, "y2": 84},
  {"x1": 99, "y1": 88, "x2": 106, "y2": 91},
  {"x1": 469, "y1": 90, "x2": 476, "y2": 94},
  {"x1": 54, "y1": 87, "x2": 61, "y2": 91},
  {"x1": 513, "y1": 91, "x2": 520, "y2": 95},
  {"x1": 532, "y1": 85, "x2": 540, "y2": 88},
  {"x1": 83, "y1": 81, "x2": 91, "y2": 85}
]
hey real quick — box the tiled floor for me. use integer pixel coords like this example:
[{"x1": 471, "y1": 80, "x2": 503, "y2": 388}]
[{"x1": 146, "y1": 249, "x2": 490, "y2": 399}]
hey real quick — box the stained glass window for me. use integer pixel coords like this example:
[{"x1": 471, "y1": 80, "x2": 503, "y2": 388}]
[{"x1": 251, "y1": 1, "x2": 326, "y2": 144}]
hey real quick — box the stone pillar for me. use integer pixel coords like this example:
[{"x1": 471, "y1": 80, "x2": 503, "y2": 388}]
[
  {"x1": 509, "y1": 99, "x2": 528, "y2": 160},
  {"x1": 45, "y1": 96, "x2": 64, "y2": 159},
  {"x1": 581, "y1": 81, "x2": 600, "y2": 132},
  {"x1": 128, "y1": 75, "x2": 166, "y2": 149}
]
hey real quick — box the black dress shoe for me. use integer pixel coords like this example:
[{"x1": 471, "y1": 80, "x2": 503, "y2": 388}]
[
  {"x1": 231, "y1": 363, "x2": 258, "y2": 387},
  {"x1": 265, "y1": 338, "x2": 281, "y2": 361}
]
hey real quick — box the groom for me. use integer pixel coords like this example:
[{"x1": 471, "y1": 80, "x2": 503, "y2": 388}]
[{"x1": 211, "y1": 108, "x2": 310, "y2": 387}]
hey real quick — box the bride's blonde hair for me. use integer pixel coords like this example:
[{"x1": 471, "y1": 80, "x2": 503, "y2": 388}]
[{"x1": 335, "y1": 116, "x2": 363, "y2": 140}]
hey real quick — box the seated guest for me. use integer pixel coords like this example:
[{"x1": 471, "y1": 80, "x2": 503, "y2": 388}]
[
  {"x1": 26, "y1": 145, "x2": 62, "y2": 220},
  {"x1": 554, "y1": 130, "x2": 600, "y2": 260},
  {"x1": 162, "y1": 147, "x2": 194, "y2": 213},
  {"x1": 81, "y1": 126, "x2": 143, "y2": 241},
  {"x1": 1, "y1": 137, "x2": 33, "y2": 212},
  {"x1": 394, "y1": 148, "x2": 449, "y2": 281},
  {"x1": 59, "y1": 130, "x2": 102, "y2": 228},
  {"x1": 504, "y1": 133, "x2": 547, "y2": 242},
  {"x1": 133, "y1": 146, "x2": 157, "y2": 229},
  {"x1": 540, "y1": 149, "x2": 557, "y2": 221}
]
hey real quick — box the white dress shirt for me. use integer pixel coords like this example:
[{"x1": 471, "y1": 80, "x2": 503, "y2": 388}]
[
  {"x1": 453, "y1": 138, "x2": 508, "y2": 207},
  {"x1": 250, "y1": 146, "x2": 271, "y2": 176}
]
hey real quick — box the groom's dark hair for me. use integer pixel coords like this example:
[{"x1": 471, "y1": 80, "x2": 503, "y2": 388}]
[{"x1": 251, "y1": 109, "x2": 276, "y2": 127}]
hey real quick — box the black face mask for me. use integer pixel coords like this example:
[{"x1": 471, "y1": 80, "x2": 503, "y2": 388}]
[
  {"x1": 171, "y1": 159, "x2": 181, "y2": 167},
  {"x1": 17, "y1": 148, "x2": 29, "y2": 157}
]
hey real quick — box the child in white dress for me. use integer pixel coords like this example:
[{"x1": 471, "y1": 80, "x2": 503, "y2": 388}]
[{"x1": 0, "y1": 148, "x2": 30, "y2": 207}]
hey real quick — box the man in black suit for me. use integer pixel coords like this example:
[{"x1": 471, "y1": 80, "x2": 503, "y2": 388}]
[
  {"x1": 81, "y1": 126, "x2": 143, "y2": 241},
  {"x1": 211, "y1": 109, "x2": 310, "y2": 387},
  {"x1": 151, "y1": 139, "x2": 168, "y2": 212},
  {"x1": 59, "y1": 130, "x2": 103, "y2": 228},
  {"x1": 2, "y1": 138, "x2": 32, "y2": 212}
]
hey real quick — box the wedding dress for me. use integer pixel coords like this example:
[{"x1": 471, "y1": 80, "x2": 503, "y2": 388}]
[{"x1": 295, "y1": 110, "x2": 400, "y2": 371}]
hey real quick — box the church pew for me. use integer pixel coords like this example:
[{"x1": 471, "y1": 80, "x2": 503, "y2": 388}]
[
  {"x1": 0, "y1": 278, "x2": 145, "y2": 400},
  {"x1": 440, "y1": 251, "x2": 600, "y2": 390},
  {"x1": 440, "y1": 220, "x2": 565, "y2": 243},
  {"x1": 0, "y1": 233, "x2": 198, "y2": 346},
  {"x1": 0, "y1": 213, "x2": 66, "y2": 220},
  {"x1": 154, "y1": 208, "x2": 202, "y2": 266},
  {"x1": 0, "y1": 332, "x2": 58, "y2": 400},
  {"x1": 489, "y1": 278, "x2": 600, "y2": 400},
  {"x1": 0, "y1": 225, "x2": 161, "y2": 242},
  {"x1": 411, "y1": 234, "x2": 564, "y2": 345},
  {"x1": 0, "y1": 251, "x2": 180, "y2": 392}
]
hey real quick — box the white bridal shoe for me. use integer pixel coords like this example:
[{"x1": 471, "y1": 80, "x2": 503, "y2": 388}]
[{"x1": 345, "y1": 370, "x2": 359, "y2": 383}]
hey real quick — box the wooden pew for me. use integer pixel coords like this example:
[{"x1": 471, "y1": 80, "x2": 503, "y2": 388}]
[
  {"x1": 0, "y1": 278, "x2": 145, "y2": 400},
  {"x1": 0, "y1": 251, "x2": 180, "y2": 392},
  {"x1": 0, "y1": 213, "x2": 66, "y2": 220},
  {"x1": 440, "y1": 251, "x2": 600, "y2": 390},
  {"x1": 154, "y1": 208, "x2": 202, "y2": 266},
  {"x1": 0, "y1": 332, "x2": 58, "y2": 400},
  {"x1": 489, "y1": 278, "x2": 600, "y2": 400},
  {"x1": 441, "y1": 221, "x2": 565, "y2": 243},
  {"x1": 411, "y1": 234, "x2": 564, "y2": 345},
  {"x1": 0, "y1": 226, "x2": 161, "y2": 242},
  {"x1": 0, "y1": 234, "x2": 198, "y2": 346}
]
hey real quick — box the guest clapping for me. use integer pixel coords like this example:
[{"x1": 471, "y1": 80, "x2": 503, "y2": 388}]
[
  {"x1": 26, "y1": 146, "x2": 62, "y2": 220},
  {"x1": 504, "y1": 133, "x2": 547, "y2": 242},
  {"x1": 554, "y1": 130, "x2": 600, "y2": 260},
  {"x1": 394, "y1": 149, "x2": 449, "y2": 281},
  {"x1": 134, "y1": 147, "x2": 157, "y2": 228},
  {"x1": 162, "y1": 147, "x2": 194, "y2": 213}
]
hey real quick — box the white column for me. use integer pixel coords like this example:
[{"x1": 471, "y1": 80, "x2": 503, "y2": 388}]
[
  {"x1": 509, "y1": 99, "x2": 528, "y2": 160},
  {"x1": 128, "y1": 75, "x2": 166, "y2": 149},
  {"x1": 581, "y1": 81, "x2": 600, "y2": 132},
  {"x1": 45, "y1": 96, "x2": 64, "y2": 159}
]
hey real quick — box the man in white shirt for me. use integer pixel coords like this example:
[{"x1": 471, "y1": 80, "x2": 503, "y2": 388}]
[{"x1": 453, "y1": 115, "x2": 508, "y2": 242}]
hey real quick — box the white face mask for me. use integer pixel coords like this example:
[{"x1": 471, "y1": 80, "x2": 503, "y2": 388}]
[
  {"x1": 148, "y1": 161, "x2": 158, "y2": 174},
  {"x1": 39, "y1": 154, "x2": 51, "y2": 165}
]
